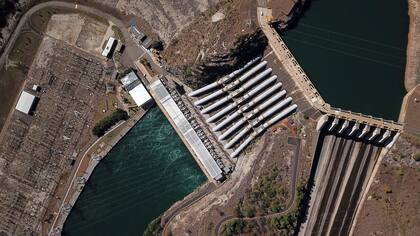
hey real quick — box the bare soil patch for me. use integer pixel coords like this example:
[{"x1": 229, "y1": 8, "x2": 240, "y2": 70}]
[
  {"x1": 353, "y1": 163, "x2": 420, "y2": 236},
  {"x1": 162, "y1": 0, "x2": 258, "y2": 82},
  {"x1": 76, "y1": 16, "x2": 108, "y2": 55},
  {"x1": 353, "y1": 134, "x2": 420, "y2": 236},
  {"x1": 46, "y1": 14, "x2": 84, "y2": 45}
]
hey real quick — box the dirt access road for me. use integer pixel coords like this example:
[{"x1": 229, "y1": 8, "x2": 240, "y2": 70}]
[
  {"x1": 213, "y1": 138, "x2": 301, "y2": 236},
  {"x1": 0, "y1": 1, "x2": 152, "y2": 74}
]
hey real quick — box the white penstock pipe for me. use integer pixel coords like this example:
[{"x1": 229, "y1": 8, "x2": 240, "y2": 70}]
[{"x1": 188, "y1": 56, "x2": 262, "y2": 97}]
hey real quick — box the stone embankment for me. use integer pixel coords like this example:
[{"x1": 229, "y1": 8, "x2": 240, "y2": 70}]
[
  {"x1": 405, "y1": 0, "x2": 420, "y2": 91},
  {"x1": 48, "y1": 109, "x2": 148, "y2": 235}
]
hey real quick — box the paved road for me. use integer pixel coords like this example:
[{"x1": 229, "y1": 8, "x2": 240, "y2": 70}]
[{"x1": 160, "y1": 183, "x2": 216, "y2": 236}]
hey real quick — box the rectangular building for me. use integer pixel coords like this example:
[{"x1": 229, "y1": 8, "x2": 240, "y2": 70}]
[
  {"x1": 120, "y1": 71, "x2": 152, "y2": 107},
  {"x1": 15, "y1": 91, "x2": 36, "y2": 114},
  {"x1": 102, "y1": 37, "x2": 117, "y2": 58},
  {"x1": 149, "y1": 79, "x2": 224, "y2": 182}
]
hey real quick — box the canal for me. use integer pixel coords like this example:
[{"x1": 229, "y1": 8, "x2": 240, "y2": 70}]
[
  {"x1": 62, "y1": 107, "x2": 206, "y2": 236},
  {"x1": 282, "y1": 0, "x2": 408, "y2": 121}
]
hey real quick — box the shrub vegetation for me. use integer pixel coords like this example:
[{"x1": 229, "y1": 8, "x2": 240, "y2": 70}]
[
  {"x1": 92, "y1": 108, "x2": 128, "y2": 137},
  {"x1": 222, "y1": 219, "x2": 245, "y2": 236},
  {"x1": 412, "y1": 153, "x2": 420, "y2": 161}
]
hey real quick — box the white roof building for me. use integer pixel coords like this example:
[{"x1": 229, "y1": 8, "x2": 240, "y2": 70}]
[
  {"x1": 15, "y1": 91, "x2": 36, "y2": 114},
  {"x1": 128, "y1": 84, "x2": 152, "y2": 107},
  {"x1": 150, "y1": 79, "x2": 224, "y2": 181},
  {"x1": 120, "y1": 71, "x2": 138, "y2": 87},
  {"x1": 102, "y1": 37, "x2": 116, "y2": 57},
  {"x1": 120, "y1": 71, "x2": 152, "y2": 107}
]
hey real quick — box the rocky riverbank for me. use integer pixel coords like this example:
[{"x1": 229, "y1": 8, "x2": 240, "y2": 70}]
[
  {"x1": 405, "y1": 0, "x2": 420, "y2": 91},
  {"x1": 267, "y1": 0, "x2": 309, "y2": 29}
]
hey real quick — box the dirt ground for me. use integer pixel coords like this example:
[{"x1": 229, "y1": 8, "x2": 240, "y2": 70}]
[
  {"x1": 353, "y1": 135, "x2": 420, "y2": 236},
  {"x1": 399, "y1": 84, "x2": 420, "y2": 135},
  {"x1": 113, "y1": 0, "x2": 219, "y2": 43},
  {"x1": 76, "y1": 16, "x2": 109, "y2": 55},
  {"x1": 162, "y1": 0, "x2": 257, "y2": 73},
  {"x1": 46, "y1": 14, "x2": 84, "y2": 45},
  {"x1": 46, "y1": 12, "x2": 109, "y2": 56}
]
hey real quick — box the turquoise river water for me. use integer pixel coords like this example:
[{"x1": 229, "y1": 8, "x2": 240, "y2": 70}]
[
  {"x1": 62, "y1": 107, "x2": 206, "y2": 236},
  {"x1": 282, "y1": 0, "x2": 408, "y2": 120}
]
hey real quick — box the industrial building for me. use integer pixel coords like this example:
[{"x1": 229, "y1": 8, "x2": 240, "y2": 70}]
[
  {"x1": 15, "y1": 91, "x2": 36, "y2": 115},
  {"x1": 189, "y1": 57, "x2": 298, "y2": 158},
  {"x1": 102, "y1": 37, "x2": 117, "y2": 58},
  {"x1": 120, "y1": 71, "x2": 152, "y2": 108},
  {"x1": 150, "y1": 79, "x2": 224, "y2": 182}
]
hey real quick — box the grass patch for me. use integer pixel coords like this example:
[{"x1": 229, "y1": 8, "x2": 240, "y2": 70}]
[
  {"x1": 29, "y1": 7, "x2": 62, "y2": 33},
  {"x1": 92, "y1": 108, "x2": 128, "y2": 137},
  {"x1": 0, "y1": 66, "x2": 26, "y2": 130},
  {"x1": 8, "y1": 31, "x2": 42, "y2": 66}
]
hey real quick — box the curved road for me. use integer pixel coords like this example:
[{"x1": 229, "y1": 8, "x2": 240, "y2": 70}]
[
  {"x1": 214, "y1": 138, "x2": 301, "y2": 236},
  {"x1": 0, "y1": 1, "x2": 152, "y2": 71}
]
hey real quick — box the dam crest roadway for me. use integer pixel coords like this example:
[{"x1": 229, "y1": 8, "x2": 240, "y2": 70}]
[{"x1": 257, "y1": 7, "x2": 403, "y2": 133}]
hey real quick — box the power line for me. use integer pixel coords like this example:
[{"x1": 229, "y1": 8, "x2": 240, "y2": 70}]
[
  {"x1": 287, "y1": 29, "x2": 406, "y2": 61},
  {"x1": 282, "y1": 35, "x2": 404, "y2": 70},
  {"x1": 298, "y1": 23, "x2": 405, "y2": 51}
]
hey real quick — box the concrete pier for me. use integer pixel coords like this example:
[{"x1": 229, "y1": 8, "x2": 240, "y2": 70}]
[
  {"x1": 348, "y1": 123, "x2": 360, "y2": 136},
  {"x1": 328, "y1": 118, "x2": 339, "y2": 131},
  {"x1": 358, "y1": 125, "x2": 370, "y2": 139},
  {"x1": 368, "y1": 127, "x2": 381, "y2": 141},
  {"x1": 338, "y1": 120, "x2": 349, "y2": 134},
  {"x1": 378, "y1": 130, "x2": 392, "y2": 143}
]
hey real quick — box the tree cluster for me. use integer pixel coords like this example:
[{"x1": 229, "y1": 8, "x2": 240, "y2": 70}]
[{"x1": 92, "y1": 109, "x2": 128, "y2": 137}]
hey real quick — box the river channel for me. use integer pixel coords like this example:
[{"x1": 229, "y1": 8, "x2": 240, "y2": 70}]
[
  {"x1": 62, "y1": 107, "x2": 206, "y2": 236},
  {"x1": 282, "y1": 0, "x2": 408, "y2": 121}
]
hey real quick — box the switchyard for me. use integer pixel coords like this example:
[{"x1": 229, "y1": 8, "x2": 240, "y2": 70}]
[{"x1": 0, "y1": 37, "x2": 108, "y2": 235}]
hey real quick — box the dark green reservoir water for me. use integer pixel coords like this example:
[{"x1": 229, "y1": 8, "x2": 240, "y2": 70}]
[
  {"x1": 62, "y1": 107, "x2": 206, "y2": 236},
  {"x1": 282, "y1": 0, "x2": 408, "y2": 120}
]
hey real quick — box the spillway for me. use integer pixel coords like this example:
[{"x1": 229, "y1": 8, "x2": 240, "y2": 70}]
[{"x1": 300, "y1": 119, "x2": 397, "y2": 236}]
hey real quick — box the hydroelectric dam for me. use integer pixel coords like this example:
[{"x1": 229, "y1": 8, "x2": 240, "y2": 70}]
[{"x1": 255, "y1": 6, "x2": 403, "y2": 236}]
